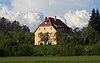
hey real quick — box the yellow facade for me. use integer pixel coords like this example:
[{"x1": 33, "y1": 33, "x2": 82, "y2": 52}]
[
  {"x1": 34, "y1": 16, "x2": 71, "y2": 45},
  {"x1": 35, "y1": 26, "x2": 57, "y2": 45}
]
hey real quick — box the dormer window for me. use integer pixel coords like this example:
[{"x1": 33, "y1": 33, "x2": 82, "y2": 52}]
[
  {"x1": 45, "y1": 22, "x2": 47, "y2": 24},
  {"x1": 45, "y1": 20, "x2": 49, "y2": 24}
]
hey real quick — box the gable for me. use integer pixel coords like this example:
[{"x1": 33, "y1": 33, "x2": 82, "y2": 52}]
[{"x1": 35, "y1": 26, "x2": 56, "y2": 34}]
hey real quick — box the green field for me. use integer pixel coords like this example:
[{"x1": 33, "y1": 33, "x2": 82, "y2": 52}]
[{"x1": 0, "y1": 56, "x2": 100, "y2": 63}]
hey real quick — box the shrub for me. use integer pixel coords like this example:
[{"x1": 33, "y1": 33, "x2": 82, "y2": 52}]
[{"x1": 0, "y1": 46, "x2": 5, "y2": 56}]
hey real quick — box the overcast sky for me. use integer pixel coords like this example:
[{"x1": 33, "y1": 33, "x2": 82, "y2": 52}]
[{"x1": 0, "y1": 0, "x2": 99, "y2": 31}]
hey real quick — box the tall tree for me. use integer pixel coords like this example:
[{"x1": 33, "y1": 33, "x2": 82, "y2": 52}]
[
  {"x1": 89, "y1": 9, "x2": 100, "y2": 32},
  {"x1": 89, "y1": 9, "x2": 96, "y2": 27},
  {"x1": 22, "y1": 25, "x2": 30, "y2": 32}
]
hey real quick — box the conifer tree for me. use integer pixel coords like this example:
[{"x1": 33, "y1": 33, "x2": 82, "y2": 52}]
[{"x1": 89, "y1": 9, "x2": 100, "y2": 32}]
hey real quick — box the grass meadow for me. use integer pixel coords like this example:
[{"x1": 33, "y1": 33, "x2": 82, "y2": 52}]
[{"x1": 0, "y1": 56, "x2": 100, "y2": 63}]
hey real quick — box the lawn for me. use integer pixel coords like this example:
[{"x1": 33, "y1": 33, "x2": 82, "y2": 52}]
[{"x1": 0, "y1": 56, "x2": 100, "y2": 63}]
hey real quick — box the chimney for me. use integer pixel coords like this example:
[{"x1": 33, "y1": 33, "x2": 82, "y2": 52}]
[{"x1": 54, "y1": 16, "x2": 57, "y2": 21}]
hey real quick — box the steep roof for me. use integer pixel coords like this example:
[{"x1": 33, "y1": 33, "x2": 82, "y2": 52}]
[{"x1": 34, "y1": 17, "x2": 72, "y2": 33}]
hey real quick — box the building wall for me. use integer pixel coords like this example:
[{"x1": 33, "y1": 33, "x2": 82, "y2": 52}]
[{"x1": 35, "y1": 26, "x2": 57, "y2": 45}]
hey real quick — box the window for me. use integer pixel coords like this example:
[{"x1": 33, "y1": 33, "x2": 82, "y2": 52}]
[
  {"x1": 44, "y1": 28, "x2": 46, "y2": 30},
  {"x1": 50, "y1": 33, "x2": 53, "y2": 36},
  {"x1": 38, "y1": 33, "x2": 40, "y2": 37},
  {"x1": 50, "y1": 27, "x2": 52, "y2": 30},
  {"x1": 38, "y1": 32, "x2": 43, "y2": 38},
  {"x1": 62, "y1": 27, "x2": 64, "y2": 30},
  {"x1": 45, "y1": 22, "x2": 47, "y2": 24}
]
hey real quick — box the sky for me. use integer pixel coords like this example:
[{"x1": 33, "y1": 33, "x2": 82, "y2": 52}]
[{"x1": 0, "y1": 0, "x2": 100, "y2": 32}]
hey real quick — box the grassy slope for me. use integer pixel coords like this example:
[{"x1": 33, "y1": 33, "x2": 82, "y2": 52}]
[{"x1": 0, "y1": 56, "x2": 100, "y2": 63}]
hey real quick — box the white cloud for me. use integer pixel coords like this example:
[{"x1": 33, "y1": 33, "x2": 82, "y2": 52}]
[
  {"x1": 0, "y1": 6, "x2": 44, "y2": 32},
  {"x1": 64, "y1": 10, "x2": 90, "y2": 28},
  {"x1": 0, "y1": 0, "x2": 93, "y2": 31},
  {"x1": 11, "y1": 0, "x2": 49, "y2": 13},
  {"x1": 11, "y1": 0, "x2": 93, "y2": 16}
]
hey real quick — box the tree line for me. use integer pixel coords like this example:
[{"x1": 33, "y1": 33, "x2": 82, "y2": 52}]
[
  {"x1": 0, "y1": 17, "x2": 34, "y2": 56},
  {"x1": 0, "y1": 9, "x2": 100, "y2": 56},
  {"x1": 0, "y1": 17, "x2": 30, "y2": 32},
  {"x1": 56, "y1": 9, "x2": 100, "y2": 56}
]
